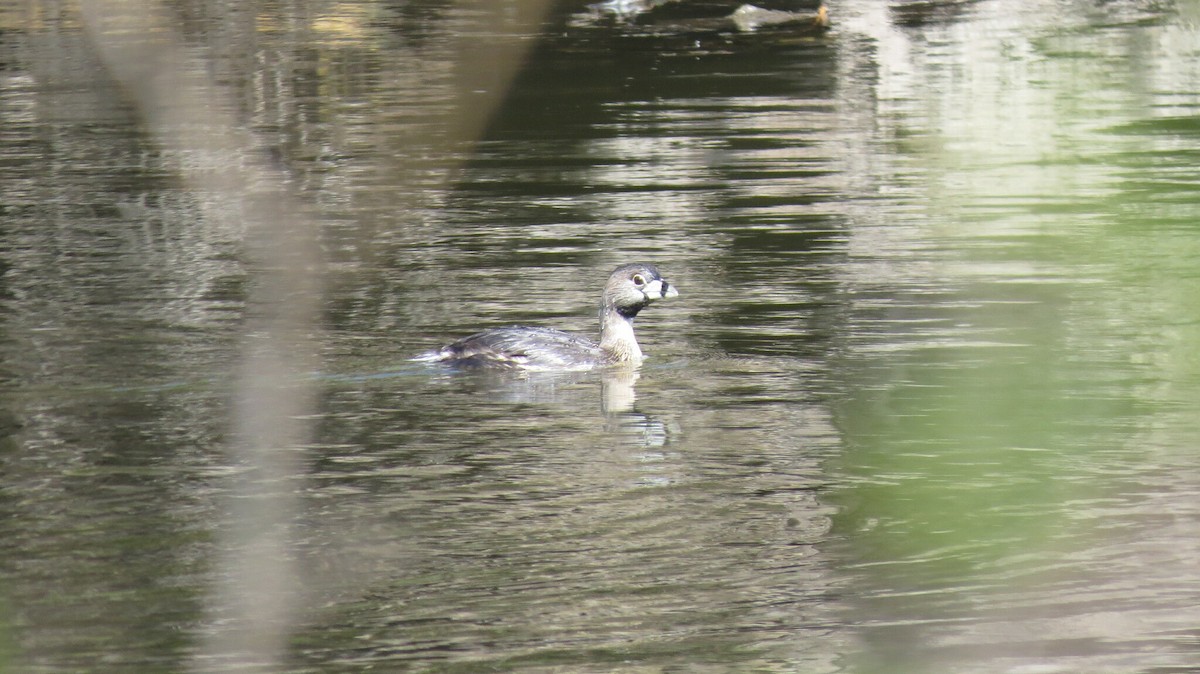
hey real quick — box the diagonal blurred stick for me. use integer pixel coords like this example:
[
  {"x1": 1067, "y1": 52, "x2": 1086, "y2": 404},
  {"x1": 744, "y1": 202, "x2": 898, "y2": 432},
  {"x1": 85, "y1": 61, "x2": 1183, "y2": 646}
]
[
  {"x1": 79, "y1": 1, "x2": 320, "y2": 671},
  {"x1": 77, "y1": 0, "x2": 553, "y2": 670}
]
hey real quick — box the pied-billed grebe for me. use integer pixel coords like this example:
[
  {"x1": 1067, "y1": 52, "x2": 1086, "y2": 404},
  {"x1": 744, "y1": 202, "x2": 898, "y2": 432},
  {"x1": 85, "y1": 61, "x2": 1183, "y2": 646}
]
[{"x1": 416, "y1": 263, "x2": 678, "y2": 370}]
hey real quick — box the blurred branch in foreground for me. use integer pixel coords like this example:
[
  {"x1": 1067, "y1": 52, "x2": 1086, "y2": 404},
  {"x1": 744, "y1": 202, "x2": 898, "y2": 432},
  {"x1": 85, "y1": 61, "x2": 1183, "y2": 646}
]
[{"x1": 76, "y1": 0, "x2": 553, "y2": 670}]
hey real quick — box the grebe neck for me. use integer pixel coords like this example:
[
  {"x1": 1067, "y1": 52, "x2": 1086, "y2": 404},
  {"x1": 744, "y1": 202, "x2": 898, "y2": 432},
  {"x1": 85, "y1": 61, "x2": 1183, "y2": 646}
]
[{"x1": 598, "y1": 305, "x2": 643, "y2": 363}]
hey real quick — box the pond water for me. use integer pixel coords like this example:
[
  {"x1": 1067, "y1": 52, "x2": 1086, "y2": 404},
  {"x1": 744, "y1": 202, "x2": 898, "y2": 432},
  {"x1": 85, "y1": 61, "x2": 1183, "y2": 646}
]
[{"x1": 2, "y1": 0, "x2": 1200, "y2": 672}]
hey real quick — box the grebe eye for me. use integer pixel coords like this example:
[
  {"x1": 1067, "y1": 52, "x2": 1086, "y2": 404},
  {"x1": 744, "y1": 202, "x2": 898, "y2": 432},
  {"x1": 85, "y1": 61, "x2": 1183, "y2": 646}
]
[{"x1": 632, "y1": 274, "x2": 646, "y2": 286}]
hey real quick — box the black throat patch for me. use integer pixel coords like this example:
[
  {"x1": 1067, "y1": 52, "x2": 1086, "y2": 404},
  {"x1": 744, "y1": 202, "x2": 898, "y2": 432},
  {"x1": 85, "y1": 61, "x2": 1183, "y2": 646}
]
[{"x1": 616, "y1": 301, "x2": 646, "y2": 319}]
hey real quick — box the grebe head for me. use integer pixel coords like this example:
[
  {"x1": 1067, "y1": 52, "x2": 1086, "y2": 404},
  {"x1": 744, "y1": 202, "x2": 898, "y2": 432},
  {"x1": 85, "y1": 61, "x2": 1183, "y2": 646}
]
[{"x1": 604, "y1": 263, "x2": 679, "y2": 319}]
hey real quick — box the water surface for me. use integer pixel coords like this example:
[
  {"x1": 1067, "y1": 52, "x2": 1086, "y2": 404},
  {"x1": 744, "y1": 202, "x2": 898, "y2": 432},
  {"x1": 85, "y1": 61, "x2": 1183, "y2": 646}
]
[{"x1": 2, "y1": 0, "x2": 1199, "y2": 672}]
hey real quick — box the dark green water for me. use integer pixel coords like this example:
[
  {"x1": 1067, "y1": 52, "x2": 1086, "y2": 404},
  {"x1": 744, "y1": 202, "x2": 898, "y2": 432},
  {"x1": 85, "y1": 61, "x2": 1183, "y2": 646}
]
[{"x1": 2, "y1": 0, "x2": 1199, "y2": 672}]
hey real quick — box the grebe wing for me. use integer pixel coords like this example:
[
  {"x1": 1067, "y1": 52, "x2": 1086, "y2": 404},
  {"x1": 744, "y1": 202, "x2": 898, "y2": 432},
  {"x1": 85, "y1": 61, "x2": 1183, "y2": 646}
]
[{"x1": 419, "y1": 326, "x2": 604, "y2": 370}]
